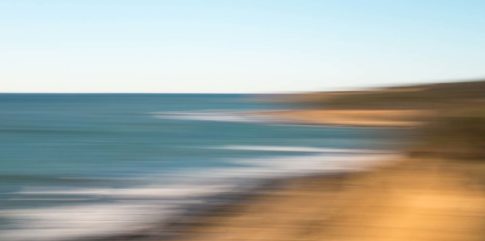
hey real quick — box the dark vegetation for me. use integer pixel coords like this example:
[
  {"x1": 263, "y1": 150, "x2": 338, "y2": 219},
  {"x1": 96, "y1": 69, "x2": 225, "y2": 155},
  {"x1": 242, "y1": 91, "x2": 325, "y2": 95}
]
[
  {"x1": 413, "y1": 109, "x2": 485, "y2": 160},
  {"x1": 297, "y1": 80, "x2": 485, "y2": 160},
  {"x1": 298, "y1": 79, "x2": 485, "y2": 110}
]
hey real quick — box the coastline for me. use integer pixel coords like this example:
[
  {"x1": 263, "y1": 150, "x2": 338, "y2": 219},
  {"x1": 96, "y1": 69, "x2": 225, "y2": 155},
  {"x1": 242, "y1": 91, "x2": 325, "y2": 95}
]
[
  {"x1": 32, "y1": 147, "x2": 485, "y2": 241},
  {"x1": 72, "y1": 172, "x2": 380, "y2": 241},
  {"x1": 1, "y1": 94, "x2": 405, "y2": 241},
  {"x1": 60, "y1": 87, "x2": 485, "y2": 241},
  {"x1": 154, "y1": 105, "x2": 485, "y2": 241},
  {"x1": 256, "y1": 109, "x2": 427, "y2": 127},
  {"x1": 159, "y1": 172, "x2": 354, "y2": 241},
  {"x1": 164, "y1": 156, "x2": 485, "y2": 241},
  {"x1": 70, "y1": 153, "x2": 397, "y2": 241},
  {"x1": 75, "y1": 106, "x2": 421, "y2": 241}
]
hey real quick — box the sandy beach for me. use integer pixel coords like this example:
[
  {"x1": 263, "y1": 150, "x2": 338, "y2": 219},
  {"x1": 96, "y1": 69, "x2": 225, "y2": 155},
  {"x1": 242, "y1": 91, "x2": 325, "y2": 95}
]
[
  {"x1": 162, "y1": 98, "x2": 485, "y2": 241},
  {"x1": 258, "y1": 109, "x2": 426, "y2": 127},
  {"x1": 167, "y1": 157, "x2": 485, "y2": 241}
]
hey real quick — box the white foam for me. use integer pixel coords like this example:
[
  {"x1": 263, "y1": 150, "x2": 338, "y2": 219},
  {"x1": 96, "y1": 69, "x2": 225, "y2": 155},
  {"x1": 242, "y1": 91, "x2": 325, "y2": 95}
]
[
  {"x1": 169, "y1": 152, "x2": 400, "y2": 182},
  {"x1": 152, "y1": 110, "x2": 271, "y2": 123},
  {"x1": 6, "y1": 183, "x2": 233, "y2": 241},
  {"x1": 18, "y1": 185, "x2": 228, "y2": 198},
  {"x1": 218, "y1": 145, "x2": 388, "y2": 154},
  {"x1": 0, "y1": 203, "x2": 171, "y2": 241},
  {"x1": 4, "y1": 150, "x2": 399, "y2": 241},
  {"x1": 237, "y1": 153, "x2": 398, "y2": 173}
]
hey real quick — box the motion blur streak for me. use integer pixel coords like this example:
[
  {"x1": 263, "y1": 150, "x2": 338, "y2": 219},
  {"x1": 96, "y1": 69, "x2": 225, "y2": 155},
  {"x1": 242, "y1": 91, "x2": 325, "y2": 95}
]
[
  {"x1": 2, "y1": 81, "x2": 485, "y2": 241},
  {"x1": 0, "y1": 94, "x2": 396, "y2": 241}
]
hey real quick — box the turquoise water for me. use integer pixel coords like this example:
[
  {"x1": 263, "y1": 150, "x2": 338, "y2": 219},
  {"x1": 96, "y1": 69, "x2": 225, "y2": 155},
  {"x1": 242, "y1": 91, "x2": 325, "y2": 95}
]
[{"x1": 0, "y1": 94, "x2": 396, "y2": 240}]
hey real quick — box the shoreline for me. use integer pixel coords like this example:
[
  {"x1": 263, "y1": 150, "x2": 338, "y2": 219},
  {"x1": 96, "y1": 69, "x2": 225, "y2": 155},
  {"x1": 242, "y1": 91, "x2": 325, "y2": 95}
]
[
  {"x1": 69, "y1": 153, "x2": 397, "y2": 241},
  {"x1": 68, "y1": 172, "x2": 355, "y2": 241},
  {"x1": 64, "y1": 107, "x2": 410, "y2": 241},
  {"x1": 163, "y1": 161, "x2": 395, "y2": 241},
  {"x1": 51, "y1": 120, "x2": 484, "y2": 241},
  {"x1": 256, "y1": 109, "x2": 427, "y2": 127},
  {"x1": 69, "y1": 104, "x2": 483, "y2": 241},
  {"x1": 164, "y1": 157, "x2": 485, "y2": 241}
]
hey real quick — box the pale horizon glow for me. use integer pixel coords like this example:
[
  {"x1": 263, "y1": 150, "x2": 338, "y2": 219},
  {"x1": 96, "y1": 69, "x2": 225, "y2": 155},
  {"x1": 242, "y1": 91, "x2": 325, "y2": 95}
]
[{"x1": 1, "y1": 0, "x2": 484, "y2": 93}]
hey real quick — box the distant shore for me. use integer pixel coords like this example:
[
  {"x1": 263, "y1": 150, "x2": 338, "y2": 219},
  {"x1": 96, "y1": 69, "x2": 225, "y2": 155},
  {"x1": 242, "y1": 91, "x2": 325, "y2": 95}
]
[
  {"x1": 257, "y1": 109, "x2": 426, "y2": 127},
  {"x1": 164, "y1": 90, "x2": 485, "y2": 240},
  {"x1": 169, "y1": 81, "x2": 485, "y2": 241},
  {"x1": 101, "y1": 80, "x2": 485, "y2": 240}
]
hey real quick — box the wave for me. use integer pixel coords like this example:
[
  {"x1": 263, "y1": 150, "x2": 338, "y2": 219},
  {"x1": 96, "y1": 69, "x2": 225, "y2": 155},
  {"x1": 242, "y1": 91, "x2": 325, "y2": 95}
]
[
  {"x1": 3, "y1": 151, "x2": 399, "y2": 241},
  {"x1": 194, "y1": 153, "x2": 400, "y2": 181},
  {"x1": 17, "y1": 185, "x2": 229, "y2": 199},
  {"x1": 151, "y1": 110, "x2": 273, "y2": 123},
  {"x1": 0, "y1": 203, "x2": 170, "y2": 241},
  {"x1": 217, "y1": 145, "x2": 389, "y2": 154},
  {"x1": 6, "y1": 184, "x2": 230, "y2": 241}
]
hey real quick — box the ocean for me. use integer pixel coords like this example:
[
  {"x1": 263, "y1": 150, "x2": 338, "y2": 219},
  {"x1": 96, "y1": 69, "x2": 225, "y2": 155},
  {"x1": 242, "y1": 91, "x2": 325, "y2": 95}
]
[{"x1": 0, "y1": 94, "x2": 398, "y2": 241}]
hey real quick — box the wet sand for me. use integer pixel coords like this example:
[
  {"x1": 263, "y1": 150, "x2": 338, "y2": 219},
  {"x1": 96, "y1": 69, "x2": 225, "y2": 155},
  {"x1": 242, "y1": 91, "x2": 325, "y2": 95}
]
[{"x1": 258, "y1": 109, "x2": 426, "y2": 127}]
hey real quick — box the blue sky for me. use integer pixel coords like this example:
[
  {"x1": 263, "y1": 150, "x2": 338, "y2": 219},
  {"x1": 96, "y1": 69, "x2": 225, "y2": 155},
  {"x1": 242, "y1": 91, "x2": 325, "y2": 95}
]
[{"x1": 1, "y1": 0, "x2": 484, "y2": 93}]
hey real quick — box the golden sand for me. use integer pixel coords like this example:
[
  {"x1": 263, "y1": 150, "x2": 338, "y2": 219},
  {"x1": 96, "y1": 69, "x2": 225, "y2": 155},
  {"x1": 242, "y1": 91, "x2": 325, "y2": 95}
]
[
  {"x1": 174, "y1": 158, "x2": 485, "y2": 241},
  {"x1": 165, "y1": 107, "x2": 483, "y2": 241},
  {"x1": 259, "y1": 109, "x2": 426, "y2": 127}
]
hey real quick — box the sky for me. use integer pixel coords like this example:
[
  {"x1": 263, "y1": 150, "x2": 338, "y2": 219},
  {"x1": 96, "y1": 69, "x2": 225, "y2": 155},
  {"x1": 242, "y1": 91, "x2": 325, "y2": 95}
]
[{"x1": 1, "y1": 0, "x2": 484, "y2": 93}]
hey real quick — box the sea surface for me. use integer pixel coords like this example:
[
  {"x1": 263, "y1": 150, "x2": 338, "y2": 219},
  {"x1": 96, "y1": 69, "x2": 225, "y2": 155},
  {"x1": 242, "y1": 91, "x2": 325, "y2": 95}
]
[{"x1": 0, "y1": 94, "x2": 398, "y2": 241}]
